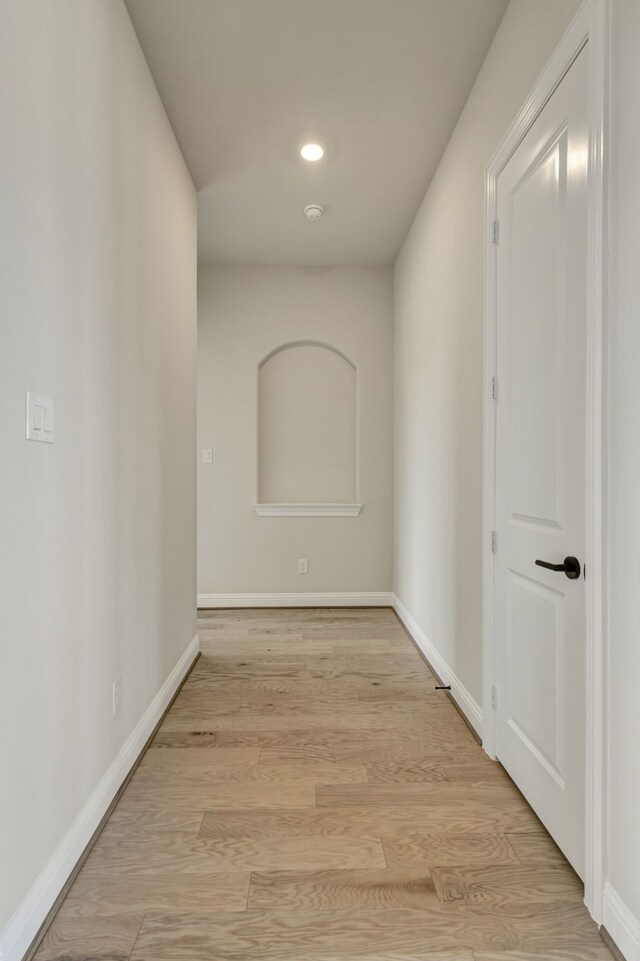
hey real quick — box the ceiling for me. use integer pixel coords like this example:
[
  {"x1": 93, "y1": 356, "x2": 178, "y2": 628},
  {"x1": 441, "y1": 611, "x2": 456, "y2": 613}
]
[{"x1": 125, "y1": 0, "x2": 508, "y2": 266}]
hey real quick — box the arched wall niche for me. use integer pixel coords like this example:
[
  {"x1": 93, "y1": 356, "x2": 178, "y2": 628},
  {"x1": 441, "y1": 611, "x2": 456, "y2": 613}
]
[{"x1": 256, "y1": 341, "x2": 360, "y2": 514}]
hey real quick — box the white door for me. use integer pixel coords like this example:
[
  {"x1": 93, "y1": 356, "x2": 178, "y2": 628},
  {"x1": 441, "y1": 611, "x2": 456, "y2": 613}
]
[{"x1": 494, "y1": 47, "x2": 588, "y2": 877}]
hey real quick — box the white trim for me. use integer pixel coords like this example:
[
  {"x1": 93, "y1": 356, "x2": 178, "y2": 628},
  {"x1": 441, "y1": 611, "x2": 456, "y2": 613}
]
[
  {"x1": 482, "y1": 0, "x2": 608, "y2": 925},
  {"x1": 198, "y1": 592, "x2": 393, "y2": 608},
  {"x1": 603, "y1": 884, "x2": 640, "y2": 961},
  {"x1": 393, "y1": 594, "x2": 483, "y2": 738},
  {"x1": 0, "y1": 635, "x2": 200, "y2": 961},
  {"x1": 582, "y1": 0, "x2": 609, "y2": 923},
  {"x1": 258, "y1": 340, "x2": 357, "y2": 371},
  {"x1": 254, "y1": 503, "x2": 362, "y2": 517}
]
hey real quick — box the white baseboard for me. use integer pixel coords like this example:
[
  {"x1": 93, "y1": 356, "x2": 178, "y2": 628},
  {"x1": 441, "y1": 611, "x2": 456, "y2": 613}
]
[
  {"x1": 603, "y1": 883, "x2": 640, "y2": 961},
  {"x1": 197, "y1": 592, "x2": 394, "y2": 608},
  {"x1": 0, "y1": 634, "x2": 200, "y2": 961},
  {"x1": 393, "y1": 594, "x2": 483, "y2": 738}
]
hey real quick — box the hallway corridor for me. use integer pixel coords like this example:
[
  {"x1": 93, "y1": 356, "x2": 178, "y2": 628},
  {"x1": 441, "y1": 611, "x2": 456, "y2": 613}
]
[{"x1": 35, "y1": 609, "x2": 609, "y2": 960}]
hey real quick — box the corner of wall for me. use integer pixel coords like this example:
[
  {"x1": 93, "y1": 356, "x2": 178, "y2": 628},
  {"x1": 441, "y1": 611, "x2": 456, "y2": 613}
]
[{"x1": 393, "y1": 594, "x2": 483, "y2": 738}]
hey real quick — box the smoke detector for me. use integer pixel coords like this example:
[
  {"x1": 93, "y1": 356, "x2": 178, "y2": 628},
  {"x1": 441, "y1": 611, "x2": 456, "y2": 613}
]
[{"x1": 304, "y1": 204, "x2": 325, "y2": 222}]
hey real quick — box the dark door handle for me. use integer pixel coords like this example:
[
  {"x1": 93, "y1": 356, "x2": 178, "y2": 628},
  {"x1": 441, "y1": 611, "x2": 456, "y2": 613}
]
[{"x1": 535, "y1": 556, "x2": 581, "y2": 580}]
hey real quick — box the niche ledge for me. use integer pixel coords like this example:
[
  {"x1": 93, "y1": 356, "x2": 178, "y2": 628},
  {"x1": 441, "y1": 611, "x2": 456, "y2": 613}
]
[{"x1": 254, "y1": 503, "x2": 362, "y2": 517}]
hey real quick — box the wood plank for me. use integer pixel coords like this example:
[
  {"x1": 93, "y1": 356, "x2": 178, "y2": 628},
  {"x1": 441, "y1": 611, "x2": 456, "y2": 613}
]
[
  {"x1": 175, "y1": 692, "x2": 360, "y2": 710},
  {"x1": 330, "y1": 640, "x2": 405, "y2": 653},
  {"x1": 82, "y1": 835, "x2": 386, "y2": 875},
  {"x1": 130, "y1": 759, "x2": 368, "y2": 785},
  {"x1": 198, "y1": 806, "x2": 541, "y2": 841},
  {"x1": 506, "y1": 831, "x2": 570, "y2": 865},
  {"x1": 474, "y1": 950, "x2": 613, "y2": 961},
  {"x1": 443, "y1": 761, "x2": 511, "y2": 782},
  {"x1": 247, "y1": 867, "x2": 439, "y2": 911},
  {"x1": 360, "y1": 753, "x2": 497, "y2": 777},
  {"x1": 138, "y1": 746, "x2": 260, "y2": 772},
  {"x1": 33, "y1": 913, "x2": 143, "y2": 961},
  {"x1": 305, "y1": 654, "x2": 427, "y2": 675},
  {"x1": 429, "y1": 862, "x2": 583, "y2": 905},
  {"x1": 333, "y1": 734, "x2": 480, "y2": 762},
  {"x1": 382, "y1": 833, "x2": 519, "y2": 868},
  {"x1": 101, "y1": 807, "x2": 205, "y2": 838},
  {"x1": 230, "y1": 712, "x2": 464, "y2": 733},
  {"x1": 235, "y1": 699, "x2": 453, "y2": 718},
  {"x1": 158, "y1": 714, "x2": 234, "y2": 733},
  {"x1": 163, "y1": 697, "x2": 241, "y2": 717},
  {"x1": 202, "y1": 640, "x2": 335, "y2": 655},
  {"x1": 334, "y1": 671, "x2": 442, "y2": 691},
  {"x1": 150, "y1": 731, "x2": 346, "y2": 752},
  {"x1": 259, "y1": 744, "x2": 336, "y2": 762},
  {"x1": 58, "y1": 870, "x2": 250, "y2": 916},
  {"x1": 316, "y1": 782, "x2": 525, "y2": 808},
  {"x1": 365, "y1": 758, "x2": 449, "y2": 782},
  {"x1": 152, "y1": 728, "x2": 477, "y2": 754},
  {"x1": 194, "y1": 658, "x2": 308, "y2": 677},
  {"x1": 119, "y1": 776, "x2": 317, "y2": 810},
  {"x1": 356, "y1": 685, "x2": 441, "y2": 701},
  {"x1": 179, "y1": 676, "x2": 360, "y2": 703}
]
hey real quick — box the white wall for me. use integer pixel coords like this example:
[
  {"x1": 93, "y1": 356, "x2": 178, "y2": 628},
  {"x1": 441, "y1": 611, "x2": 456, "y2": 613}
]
[
  {"x1": 605, "y1": 0, "x2": 640, "y2": 949},
  {"x1": 197, "y1": 265, "x2": 393, "y2": 600},
  {"x1": 0, "y1": 0, "x2": 196, "y2": 953},
  {"x1": 393, "y1": 0, "x2": 581, "y2": 709}
]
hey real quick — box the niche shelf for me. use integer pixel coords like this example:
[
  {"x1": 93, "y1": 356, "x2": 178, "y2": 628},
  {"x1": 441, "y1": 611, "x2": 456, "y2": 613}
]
[{"x1": 254, "y1": 503, "x2": 362, "y2": 517}]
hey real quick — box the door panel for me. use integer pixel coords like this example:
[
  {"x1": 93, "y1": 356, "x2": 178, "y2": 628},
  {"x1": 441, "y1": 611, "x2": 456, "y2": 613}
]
[
  {"x1": 507, "y1": 573, "x2": 565, "y2": 786},
  {"x1": 509, "y1": 129, "x2": 566, "y2": 527},
  {"x1": 494, "y1": 47, "x2": 588, "y2": 877}
]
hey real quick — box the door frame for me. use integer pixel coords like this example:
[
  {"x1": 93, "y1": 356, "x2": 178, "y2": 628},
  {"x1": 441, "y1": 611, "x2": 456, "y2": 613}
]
[{"x1": 482, "y1": 0, "x2": 609, "y2": 923}]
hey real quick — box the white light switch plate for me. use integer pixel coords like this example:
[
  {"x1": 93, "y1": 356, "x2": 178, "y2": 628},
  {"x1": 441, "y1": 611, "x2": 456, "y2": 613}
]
[
  {"x1": 26, "y1": 392, "x2": 55, "y2": 443},
  {"x1": 202, "y1": 449, "x2": 213, "y2": 463}
]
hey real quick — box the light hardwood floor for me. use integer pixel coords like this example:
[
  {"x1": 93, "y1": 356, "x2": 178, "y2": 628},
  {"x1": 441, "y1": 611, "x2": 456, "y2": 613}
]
[{"x1": 35, "y1": 608, "x2": 611, "y2": 961}]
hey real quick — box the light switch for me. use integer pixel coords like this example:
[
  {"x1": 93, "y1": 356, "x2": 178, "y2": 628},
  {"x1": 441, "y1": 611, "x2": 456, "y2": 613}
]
[
  {"x1": 26, "y1": 392, "x2": 55, "y2": 443},
  {"x1": 202, "y1": 449, "x2": 212, "y2": 464}
]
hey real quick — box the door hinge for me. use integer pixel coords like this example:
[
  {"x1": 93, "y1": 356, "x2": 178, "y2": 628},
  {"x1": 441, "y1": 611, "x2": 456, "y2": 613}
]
[
  {"x1": 491, "y1": 684, "x2": 498, "y2": 710},
  {"x1": 491, "y1": 375, "x2": 499, "y2": 400},
  {"x1": 492, "y1": 219, "x2": 500, "y2": 244},
  {"x1": 490, "y1": 530, "x2": 497, "y2": 553}
]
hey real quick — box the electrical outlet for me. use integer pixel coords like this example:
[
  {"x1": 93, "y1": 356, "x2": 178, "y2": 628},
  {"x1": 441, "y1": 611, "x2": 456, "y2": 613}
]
[
  {"x1": 112, "y1": 675, "x2": 124, "y2": 716},
  {"x1": 297, "y1": 558, "x2": 308, "y2": 574}
]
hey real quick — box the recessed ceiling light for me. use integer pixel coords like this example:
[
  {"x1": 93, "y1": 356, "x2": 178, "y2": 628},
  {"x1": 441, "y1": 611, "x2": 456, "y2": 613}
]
[{"x1": 300, "y1": 143, "x2": 324, "y2": 162}]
